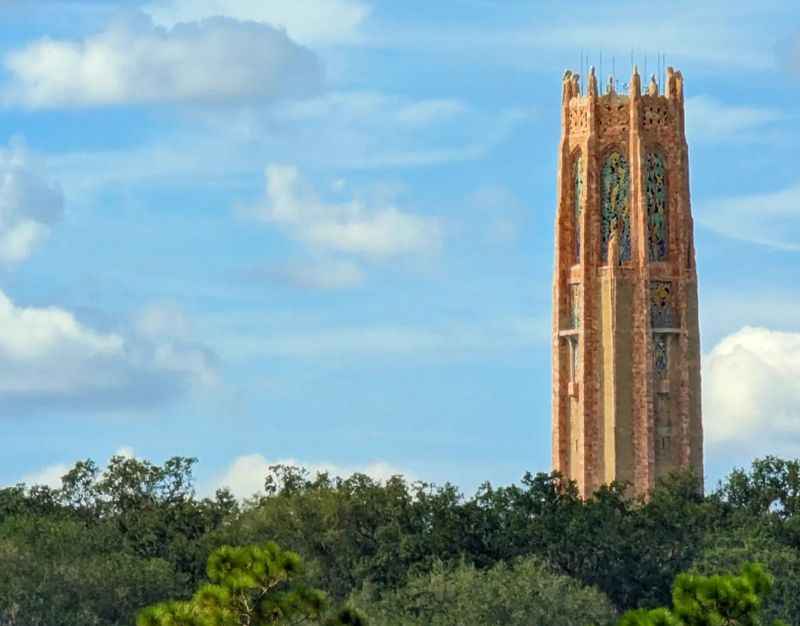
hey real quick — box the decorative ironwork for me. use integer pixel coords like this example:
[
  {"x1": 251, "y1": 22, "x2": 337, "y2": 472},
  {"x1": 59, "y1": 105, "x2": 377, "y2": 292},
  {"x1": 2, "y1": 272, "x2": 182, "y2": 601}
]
[
  {"x1": 650, "y1": 281, "x2": 675, "y2": 328},
  {"x1": 646, "y1": 152, "x2": 668, "y2": 261},
  {"x1": 574, "y1": 156, "x2": 583, "y2": 263},
  {"x1": 601, "y1": 151, "x2": 631, "y2": 263}
]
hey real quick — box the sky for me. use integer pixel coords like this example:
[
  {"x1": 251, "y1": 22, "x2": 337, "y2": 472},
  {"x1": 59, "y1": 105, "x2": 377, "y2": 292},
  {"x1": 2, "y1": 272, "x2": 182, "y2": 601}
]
[{"x1": 0, "y1": 0, "x2": 799, "y2": 498}]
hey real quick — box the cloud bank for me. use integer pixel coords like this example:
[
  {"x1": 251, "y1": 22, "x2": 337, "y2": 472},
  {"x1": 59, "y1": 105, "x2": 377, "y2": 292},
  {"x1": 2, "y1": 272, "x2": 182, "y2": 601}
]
[
  {"x1": 0, "y1": 296, "x2": 217, "y2": 415},
  {"x1": 4, "y1": 14, "x2": 323, "y2": 107},
  {"x1": 704, "y1": 327, "x2": 800, "y2": 456},
  {"x1": 207, "y1": 453, "x2": 410, "y2": 499}
]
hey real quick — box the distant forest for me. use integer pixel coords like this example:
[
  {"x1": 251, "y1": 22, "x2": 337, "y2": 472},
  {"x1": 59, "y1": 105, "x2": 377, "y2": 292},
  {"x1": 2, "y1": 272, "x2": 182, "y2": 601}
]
[{"x1": 1, "y1": 455, "x2": 798, "y2": 625}]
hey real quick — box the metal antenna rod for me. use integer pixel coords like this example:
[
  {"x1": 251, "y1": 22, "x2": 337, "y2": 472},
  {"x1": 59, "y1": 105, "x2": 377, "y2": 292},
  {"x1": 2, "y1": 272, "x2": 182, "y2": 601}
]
[
  {"x1": 600, "y1": 51, "x2": 603, "y2": 93},
  {"x1": 612, "y1": 55, "x2": 616, "y2": 92}
]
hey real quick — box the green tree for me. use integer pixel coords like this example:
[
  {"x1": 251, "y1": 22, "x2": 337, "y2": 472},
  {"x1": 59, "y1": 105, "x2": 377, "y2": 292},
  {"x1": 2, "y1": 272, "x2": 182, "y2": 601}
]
[
  {"x1": 351, "y1": 556, "x2": 615, "y2": 626},
  {"x1": 691, "y1": 530, "x2": 800, "y2": 625},
  {"x1": 619, "y1": 563, "x2": 786, "y2": 626},
  {"x1": 137, "y1": 541, "x2": 366, "y2": 626}
]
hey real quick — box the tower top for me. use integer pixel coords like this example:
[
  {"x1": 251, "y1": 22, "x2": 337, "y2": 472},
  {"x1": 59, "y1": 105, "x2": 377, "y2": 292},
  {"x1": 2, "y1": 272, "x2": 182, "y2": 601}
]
[{"x1": 561, "y1": 66, "x2": 684, "y2": 104}]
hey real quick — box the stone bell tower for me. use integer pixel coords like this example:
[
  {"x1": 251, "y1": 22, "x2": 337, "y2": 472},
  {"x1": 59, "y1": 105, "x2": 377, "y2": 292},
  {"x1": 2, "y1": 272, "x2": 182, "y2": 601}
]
[{"x1": 551, "y1": 66, "x2": 703, "y2": 498}]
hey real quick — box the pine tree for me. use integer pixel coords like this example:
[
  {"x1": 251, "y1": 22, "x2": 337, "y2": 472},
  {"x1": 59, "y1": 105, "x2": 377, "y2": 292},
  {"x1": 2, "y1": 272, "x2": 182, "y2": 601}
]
[
  {"x1": 619, "y1": 563, "x2": 786, "y2": 626},
  {"x1": 137, "y1": 542, "x2": 366, "y2": 626}
]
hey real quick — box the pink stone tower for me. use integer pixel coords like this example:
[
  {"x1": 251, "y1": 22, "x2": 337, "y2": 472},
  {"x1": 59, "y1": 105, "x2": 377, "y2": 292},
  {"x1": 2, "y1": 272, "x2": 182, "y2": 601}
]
[{"x1": 552, "y1": 66, "x2": 703, "y2": 498}]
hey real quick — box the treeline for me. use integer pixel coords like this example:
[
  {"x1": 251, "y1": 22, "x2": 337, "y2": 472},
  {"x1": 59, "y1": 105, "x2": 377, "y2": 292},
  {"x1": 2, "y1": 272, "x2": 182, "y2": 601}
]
[{"x1": 1, "y1": 455, "x2": 799, "y2": 625}]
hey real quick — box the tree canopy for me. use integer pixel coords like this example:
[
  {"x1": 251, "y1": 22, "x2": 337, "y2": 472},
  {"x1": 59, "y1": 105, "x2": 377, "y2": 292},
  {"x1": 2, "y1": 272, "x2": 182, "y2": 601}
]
[{"x1": 0, "y1": 455, "x2": 798, "y2": 625}]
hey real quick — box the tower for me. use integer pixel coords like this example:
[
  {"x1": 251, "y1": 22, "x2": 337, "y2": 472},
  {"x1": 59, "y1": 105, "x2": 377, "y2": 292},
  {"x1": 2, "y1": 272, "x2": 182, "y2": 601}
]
[{"x1": 552, "y1": 66, "x2": 703, "y2": 498}]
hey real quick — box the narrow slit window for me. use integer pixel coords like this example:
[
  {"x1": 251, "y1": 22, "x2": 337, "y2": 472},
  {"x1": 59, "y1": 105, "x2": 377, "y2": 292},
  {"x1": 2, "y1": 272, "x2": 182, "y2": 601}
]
[{"x1": 574, "y1": 156, "x2": 583, "y2": 263}]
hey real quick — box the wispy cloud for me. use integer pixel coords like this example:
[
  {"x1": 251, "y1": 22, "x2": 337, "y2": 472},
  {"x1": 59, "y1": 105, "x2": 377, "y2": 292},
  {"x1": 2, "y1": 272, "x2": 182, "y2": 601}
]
[
  {"x1": 243, "y1": 259, "x2": 367, "y2": 291},
  {"x1": 685, "y1": 95, "x2": 783, "y2": 142},
  {"x1": 364, "y1": 2, "x2": 782, "y2": 71},
  {"x1": 145, "y1": 0, "x2": 371, "y2": 46},
  {"x1": 46, "y1": 93, "x2": 525, "y2": 198},
  {"x1": 202, "y1": 315, "x2": 549, "y2": 363},
  {"x1": 0, "y1": 139, "x2": 63, "y2": 265},
  {"x1": 697, "y1": 182, "x2": 800, "y2": 251},
  {"x1": 3, "y1": 13, "x2": 322, "y2": 108},
  {"x1": 247, "y1": 164, "x2": 443, "y2": 261}
]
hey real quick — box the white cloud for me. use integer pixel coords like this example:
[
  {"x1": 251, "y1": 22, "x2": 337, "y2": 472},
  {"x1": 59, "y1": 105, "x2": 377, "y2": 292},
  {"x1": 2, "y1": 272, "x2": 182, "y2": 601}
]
[
  {"x1": 3, "y1": 14, "x2": 323, "y2": 108},
  {"x1": 0, "y1": 293, "x2": 217, "y2": 414},
  {"x1": 685, "y1": 95, "x2": 783, "y2": 141},
  {"x1": 0, "y1": 140, "x2": 63, "y2": 265},
  {"x1": 703, "y1": 327, "x2": 800, "y2": 456},
  {"x1": 20, "y1": 462, "x2": 70, "y2": 490},
  {"x1": 207, "y1": 453, "x2": 410, "y2": 499},
  {"x1": 249, "y1": 164, "x2": 443, "y2": 260},
  {"x1": 698, "y1": 183, "x2": 800, "y2": 251},
  {"x1": 17, "y1": 446, "x2": 136, "y2": 489},
  {"x1": 145, "y1": 0, "x2": 370, "y2": 46}
]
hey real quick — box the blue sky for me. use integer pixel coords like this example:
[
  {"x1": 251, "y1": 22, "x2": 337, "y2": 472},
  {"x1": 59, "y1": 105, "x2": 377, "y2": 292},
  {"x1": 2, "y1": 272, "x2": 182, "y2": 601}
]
[{"x1": 0, "y1": 0, "x2": 798, "y2": 497}]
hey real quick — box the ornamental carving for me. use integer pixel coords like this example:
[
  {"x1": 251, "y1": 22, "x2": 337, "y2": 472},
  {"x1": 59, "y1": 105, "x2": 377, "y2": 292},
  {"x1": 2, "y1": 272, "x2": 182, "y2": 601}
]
[
  {"x1": 598, "y1": 99, "x2": 628, "y2": 131},
  {"x1": 641, "y1": 100, "x2": 671, "y2": 131},
  {"x1": 569, "y1": 103, "x2": 589, "y2": 134}
]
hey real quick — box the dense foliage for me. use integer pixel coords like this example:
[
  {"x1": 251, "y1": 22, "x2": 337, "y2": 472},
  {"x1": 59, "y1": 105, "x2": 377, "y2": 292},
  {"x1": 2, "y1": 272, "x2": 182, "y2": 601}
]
[
  {"x1": 350, "y1": 556, "x2": 616, "y2": 626},
  {"x1": 619, "y1": 563, "x2": 786, "y2": 626},
  {"x1": 0, "y1": 455, "x2": 799, "y2": 625}
]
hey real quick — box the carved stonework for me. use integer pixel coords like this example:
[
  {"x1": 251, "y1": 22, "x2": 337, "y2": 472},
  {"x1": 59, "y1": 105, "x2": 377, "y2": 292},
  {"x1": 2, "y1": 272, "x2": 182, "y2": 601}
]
[
  {"x1": 641, "y1": 98, "x2": 672, "y2": 131},
  {"x1": 553, "y1": 66, "x2": 702, "y2": 499},
  {"x1": 569, "y1": 102, "x2": 589, "y2": 134},
  {"x1": 598, "y1": 97, "x2": 629, "y2": 132}
]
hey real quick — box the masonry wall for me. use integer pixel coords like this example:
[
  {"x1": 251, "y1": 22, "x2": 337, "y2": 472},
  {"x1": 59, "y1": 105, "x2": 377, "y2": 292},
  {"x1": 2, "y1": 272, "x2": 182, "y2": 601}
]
[{"x1": 552, "y1": 67, "x2": 703, "y2": 498}]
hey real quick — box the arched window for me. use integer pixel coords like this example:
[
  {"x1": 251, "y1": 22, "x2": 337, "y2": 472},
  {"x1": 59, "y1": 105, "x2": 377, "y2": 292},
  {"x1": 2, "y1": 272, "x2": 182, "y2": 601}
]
[
  {"x1": 601, "y1": 151, "x2": 631, "y2": 263},
  {"x1": 573, "y1": 155, "x2": 583, "y2": 263},
  {"x1": 645, "y1": 152, "x2": 668, "y2": 261}
]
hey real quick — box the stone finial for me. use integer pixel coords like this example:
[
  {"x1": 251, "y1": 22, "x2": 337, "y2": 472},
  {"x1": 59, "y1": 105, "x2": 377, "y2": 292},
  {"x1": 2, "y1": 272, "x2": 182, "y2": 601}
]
[
  {"x1": 607, "y1": 75, "x2": 615, "y2": 95},
  {"x1": 562, "y1": 70, "x2": 573, "y2": 103},
  {"x1": 571, "y1": 73, "x2": 580, "y2": 97},
  {"x1": 666, "y1": 66, "x2": 676, "y2": 99},
  {"x1": 630, "y1": 65, "x2": 641, "y2": 97},
  {"x1": 648, "y1": 74, "x2": 659, "y2": 96},
  {"x1": 675, "y1": 70, "x2": 684, "y2": 101},
  {"x1": 588, "y1": 66, "x2": 598, "y2": 98}
]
